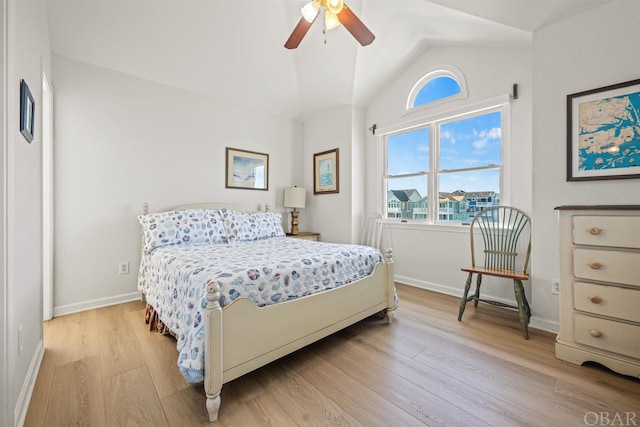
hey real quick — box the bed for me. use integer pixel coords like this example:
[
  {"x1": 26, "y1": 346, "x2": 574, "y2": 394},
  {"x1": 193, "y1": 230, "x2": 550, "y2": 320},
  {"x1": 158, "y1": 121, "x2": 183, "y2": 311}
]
[{"x1": 137, "y1": 202, "x2": 396, "y2": 422}]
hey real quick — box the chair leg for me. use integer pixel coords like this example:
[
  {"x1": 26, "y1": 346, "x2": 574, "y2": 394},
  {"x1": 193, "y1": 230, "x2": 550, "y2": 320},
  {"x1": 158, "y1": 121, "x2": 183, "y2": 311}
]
[
  {"x1": 458, "y1": 272, "x2": 473, "y2": 321},
  {"x1": 473, "y1": 274, "x2": 482, "y2": 307},
  {"x1": 513, "y1": 279, "x2": 530, "y2": 339}
]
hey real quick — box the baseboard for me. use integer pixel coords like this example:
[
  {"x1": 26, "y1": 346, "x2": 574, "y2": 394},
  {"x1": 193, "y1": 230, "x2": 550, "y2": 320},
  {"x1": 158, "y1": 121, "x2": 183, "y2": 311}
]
[
  {"x1": 395, "y1": 275, "x2": 463, "y2": 299},
  {"x1": 529, "y1": 316, "x2": 559, "y2": 334},
  {"x1": 53, "y1": 291, "x2": 142, "y2": 317},
  {"x1": 14, "y1": 340, "x2": 44, "y2": 427},
  {"x1": 396, "y1": 274, "x2": 517, "y2": 306},
  {"x1": 395, "y1": 275, "x2": 559, "y2": 333}
]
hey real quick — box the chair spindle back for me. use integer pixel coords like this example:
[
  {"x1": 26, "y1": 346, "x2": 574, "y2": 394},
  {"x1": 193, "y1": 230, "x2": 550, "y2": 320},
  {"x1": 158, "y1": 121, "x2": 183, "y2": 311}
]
[{"x1": 470, "y1": 206, "x2": 531, "y2": 274}]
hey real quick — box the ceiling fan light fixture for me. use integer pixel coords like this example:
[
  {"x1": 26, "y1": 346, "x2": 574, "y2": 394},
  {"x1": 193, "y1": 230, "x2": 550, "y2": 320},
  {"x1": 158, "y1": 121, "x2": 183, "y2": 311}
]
[
  {"x1": 324, "y1": 9, "x2": 341, "y2": 30},
  {"x1": 326, "y1": 0, "x2": 344, "y2": 15},
  {"x1": 301, "y1": 1, "x2": 320, "y2": 23},
  {"x1": 285, "y1": 0, "x2": 374, "y2": 49}
]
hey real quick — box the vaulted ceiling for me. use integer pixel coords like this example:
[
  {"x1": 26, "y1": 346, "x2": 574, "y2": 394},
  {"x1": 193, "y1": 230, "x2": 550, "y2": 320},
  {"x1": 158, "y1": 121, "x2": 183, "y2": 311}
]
[{"x1": 45, "y1": 0, "x2": 612, "y2": 121}]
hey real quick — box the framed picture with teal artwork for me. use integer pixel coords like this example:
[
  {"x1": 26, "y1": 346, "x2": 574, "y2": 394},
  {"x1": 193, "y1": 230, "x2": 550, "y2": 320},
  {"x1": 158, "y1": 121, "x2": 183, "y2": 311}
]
[
  {"x1": 314, "y1": 148, "x2": 339, "y2": 194},
  {"x1": 567, "y1": 78, "x2": 640, "y2": 181}
]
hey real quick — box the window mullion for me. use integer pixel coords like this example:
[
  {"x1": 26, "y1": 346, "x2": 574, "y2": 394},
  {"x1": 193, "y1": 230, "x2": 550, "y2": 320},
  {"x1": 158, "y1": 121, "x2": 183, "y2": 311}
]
[{"x1": 429, "y1": 123, "x2": 439, "y2": 223}]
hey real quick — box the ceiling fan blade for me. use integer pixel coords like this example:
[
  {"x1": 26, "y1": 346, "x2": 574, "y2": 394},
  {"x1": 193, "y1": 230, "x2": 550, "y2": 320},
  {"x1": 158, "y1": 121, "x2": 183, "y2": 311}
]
[
  {"x1": 284, "y1": 17, "x2": 314, "y2": 49},
  {"x1": 338, "y1": 4, "x2": 375, "y2": 46}
]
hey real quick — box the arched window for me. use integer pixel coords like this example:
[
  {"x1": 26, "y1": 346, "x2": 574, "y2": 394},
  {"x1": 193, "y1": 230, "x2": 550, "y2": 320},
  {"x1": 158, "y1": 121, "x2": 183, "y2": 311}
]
[{"x1": 406, "y1": 65, "x2": 467, "y2": 111}]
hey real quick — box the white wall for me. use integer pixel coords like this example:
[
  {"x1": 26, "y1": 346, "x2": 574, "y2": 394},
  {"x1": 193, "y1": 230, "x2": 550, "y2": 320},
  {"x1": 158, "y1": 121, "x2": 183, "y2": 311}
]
[
  {"x1": 6, "y1": 0, "x2": 51, "y2": 424},
  {"x1": 531, "y1": 0, "x2": 640, "y2": 329},
  {"x1": 365, "y1": 45, "x2": 536, "y2": 322},
  {"x1": 52, "y1": 55, "x2": 303, "y2": 313},
  {"x1": 1, "y1": 0, "x2": 8, "y2": 423},
  {"x1": 303, "y1": 106, "x2": 359, "y2": 244}
]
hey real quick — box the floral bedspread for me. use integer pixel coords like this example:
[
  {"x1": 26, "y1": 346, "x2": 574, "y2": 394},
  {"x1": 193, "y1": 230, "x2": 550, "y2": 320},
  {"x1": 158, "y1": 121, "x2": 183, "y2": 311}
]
[{"x1": 137, "y1": 237, "x2": 384, "y2": 382}]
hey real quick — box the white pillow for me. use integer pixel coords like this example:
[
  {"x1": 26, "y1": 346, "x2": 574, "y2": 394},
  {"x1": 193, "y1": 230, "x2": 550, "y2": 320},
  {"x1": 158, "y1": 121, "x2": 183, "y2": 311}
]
[
  {"x1": 219, "y1": 209, "x2": 285, "y2": 243},
  {"x1": 138, "y1": 209, "x2": 226, "y2": 253}
]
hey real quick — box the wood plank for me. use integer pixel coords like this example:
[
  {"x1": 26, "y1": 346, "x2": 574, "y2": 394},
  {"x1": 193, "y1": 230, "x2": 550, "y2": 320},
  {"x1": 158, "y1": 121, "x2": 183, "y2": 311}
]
[
  {"x1": 306, "y1": 332, "x2": 494, "y2": 426},
  {"x1": 43, "y1": 356, "x2": 106, "y2": 427},
  {"x1": 53, "y1": 309, "x2": 101, "y2": 367},
  {"x1": 97, "y1": 303, "x2": 146, "y2": 379},
  {"x1": 251, "y1": 357, "x2": 362, "y2": 426},
  {"x1": 102, "y1": 365, "x2": 169, "y2": 426},
  {"x1": 294, "y1": 353, "x2": 436, "y2": 426},
  {"x1": 23, "y1": 349, "x2": 56, "y2": 427},
  {"x1": 126, "y1": 308, "x2": 191, "y2": 399}
]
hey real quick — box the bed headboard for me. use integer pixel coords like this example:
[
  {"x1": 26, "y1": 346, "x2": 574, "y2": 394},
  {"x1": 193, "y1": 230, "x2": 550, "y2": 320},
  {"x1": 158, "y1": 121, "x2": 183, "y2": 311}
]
[{"x1": 142, "y1": 202, "x2": 269, "y2": 214}]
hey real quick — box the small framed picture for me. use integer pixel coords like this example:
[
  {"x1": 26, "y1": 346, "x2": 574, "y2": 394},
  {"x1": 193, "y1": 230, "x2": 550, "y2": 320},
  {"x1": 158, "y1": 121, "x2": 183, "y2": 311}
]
[
  {"x1": 314, "y1": 148, "x2": 339, "y2": 194},
  {"x1": 225, "y1": 147, "x2": 269, "y2": 190},
  {"x1": 567, "y1": 78, "x2": 640, "y2": 181},
  {"x1": 20, "y1": 79, "x2": 35, "y2": 143}
]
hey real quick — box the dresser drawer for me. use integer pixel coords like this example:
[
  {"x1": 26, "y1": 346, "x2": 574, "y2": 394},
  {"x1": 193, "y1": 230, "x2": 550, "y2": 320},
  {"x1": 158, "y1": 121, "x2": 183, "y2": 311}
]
[
  {"x1": 573, "y1": 248, "x2": 640, "y2": 286},
  {"x1": 574, "y1": 282, "x2": 640, "y2": 323},
  {"x1": 574, "y1": 314, "x2": 640, "y2": 359},
  {"x1": 573, "y1": 216, "x2": 640, "y2": 248}
]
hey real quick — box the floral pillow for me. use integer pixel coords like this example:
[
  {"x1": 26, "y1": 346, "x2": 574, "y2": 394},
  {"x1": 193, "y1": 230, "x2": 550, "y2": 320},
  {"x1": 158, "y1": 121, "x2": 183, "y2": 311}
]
[
  {"x1": 219, "y1": 209, "x2": 285, "y2": 243},
  {"x1": 138, "y1": 209, "x2": 226, "y2": 253}
]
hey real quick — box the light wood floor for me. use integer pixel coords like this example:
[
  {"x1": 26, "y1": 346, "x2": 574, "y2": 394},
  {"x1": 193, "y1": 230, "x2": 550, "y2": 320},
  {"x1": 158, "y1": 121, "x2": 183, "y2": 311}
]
[{"x1": 25, "y1": 284, "x2": 640, "y2": 426}]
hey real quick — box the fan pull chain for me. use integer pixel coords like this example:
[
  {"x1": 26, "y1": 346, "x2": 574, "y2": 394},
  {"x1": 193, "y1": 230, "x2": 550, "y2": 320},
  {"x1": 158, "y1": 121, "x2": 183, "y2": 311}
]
[{"x1": 323, "y1": 25, "x2": 327, "y2": 44}]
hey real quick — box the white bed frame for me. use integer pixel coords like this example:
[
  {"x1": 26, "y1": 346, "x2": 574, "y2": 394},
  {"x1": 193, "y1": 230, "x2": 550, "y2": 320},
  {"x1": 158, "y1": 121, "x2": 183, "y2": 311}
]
[{"x1": 142, "y1": 203, "x2": 396, "y2": 422}]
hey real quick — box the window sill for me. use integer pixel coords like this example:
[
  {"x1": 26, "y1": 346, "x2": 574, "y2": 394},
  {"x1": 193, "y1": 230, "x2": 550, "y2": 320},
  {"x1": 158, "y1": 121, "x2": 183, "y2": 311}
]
[{"x1": 383, "y1": 220, "x2": 470, "y2": 234}]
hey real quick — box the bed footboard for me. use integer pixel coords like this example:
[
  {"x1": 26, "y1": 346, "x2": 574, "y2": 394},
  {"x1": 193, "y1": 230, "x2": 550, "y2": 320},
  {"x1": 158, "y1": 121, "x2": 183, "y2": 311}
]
[{"x1": 203, "y1": 250, "x2": 395, "y2": 422}]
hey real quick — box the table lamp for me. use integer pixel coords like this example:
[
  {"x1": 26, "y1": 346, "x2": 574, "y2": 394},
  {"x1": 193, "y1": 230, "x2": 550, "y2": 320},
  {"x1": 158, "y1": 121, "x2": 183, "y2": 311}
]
[{"x1": 284, "y1": 186, "x2": 306, "y2": 235}]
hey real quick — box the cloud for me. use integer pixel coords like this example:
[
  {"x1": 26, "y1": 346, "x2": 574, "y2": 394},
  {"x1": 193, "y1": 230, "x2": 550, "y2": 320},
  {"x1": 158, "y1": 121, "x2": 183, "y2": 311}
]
[
  {"x1": 474, "y1": 127, "x2": 501, "y2": 139},
  {"x1": 441, "y1": 130, "x2": 456, "y2": 144},
  {"x1": 471, "y1": 127, "x2": 501, "y2": 151}
]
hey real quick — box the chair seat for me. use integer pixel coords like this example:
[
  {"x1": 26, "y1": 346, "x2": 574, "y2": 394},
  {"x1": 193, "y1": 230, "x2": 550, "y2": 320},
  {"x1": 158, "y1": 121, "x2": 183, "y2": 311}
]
[{"x1": 460, "y1": 266, "x2": 529, "y2": 281}]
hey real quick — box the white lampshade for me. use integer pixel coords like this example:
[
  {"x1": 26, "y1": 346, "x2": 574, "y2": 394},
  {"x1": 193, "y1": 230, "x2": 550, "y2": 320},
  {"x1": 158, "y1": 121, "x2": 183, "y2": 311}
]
[
  {"x1": 326, "y1": 0, "x2": 344, "y2": 15},
  {"x1": 324, "y1": 10, "x2": 340, "y2": 30},
  {"x1": 301, "y1": 1, "x2": 320, "y2": 23},
  {"x1": 284, "y1": 187, "x2": 306, "y2": 209}
]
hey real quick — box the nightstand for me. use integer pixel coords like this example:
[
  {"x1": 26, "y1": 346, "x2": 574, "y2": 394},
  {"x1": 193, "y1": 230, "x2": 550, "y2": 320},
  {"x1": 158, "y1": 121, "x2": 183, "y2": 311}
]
[{"x1": 286, "y1": 232, "x2": 320, "y2": 241}]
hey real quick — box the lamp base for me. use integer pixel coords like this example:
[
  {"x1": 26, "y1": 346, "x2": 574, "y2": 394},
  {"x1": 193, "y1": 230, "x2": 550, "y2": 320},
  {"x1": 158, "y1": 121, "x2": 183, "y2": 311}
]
[{"x1": 290, "y1": 209, "x2": 300, "y2": 235}]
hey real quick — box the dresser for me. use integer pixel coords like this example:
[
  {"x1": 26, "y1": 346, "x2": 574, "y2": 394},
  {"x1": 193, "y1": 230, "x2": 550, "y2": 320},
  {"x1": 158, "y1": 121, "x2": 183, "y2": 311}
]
[{"x1": 555, "y1": 206, "x2": 640, "y2": 378}]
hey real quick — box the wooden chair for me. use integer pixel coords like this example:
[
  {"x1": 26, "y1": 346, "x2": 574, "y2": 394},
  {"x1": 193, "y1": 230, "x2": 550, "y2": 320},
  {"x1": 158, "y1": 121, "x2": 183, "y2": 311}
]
[{"x1": 458, "y1": 206, "x2": 532, "y2": 339}]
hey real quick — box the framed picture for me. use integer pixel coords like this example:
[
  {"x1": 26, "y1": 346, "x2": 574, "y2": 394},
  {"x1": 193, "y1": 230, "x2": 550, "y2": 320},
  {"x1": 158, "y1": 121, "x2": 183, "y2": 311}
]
[
  {"x1": 225, "y1": 147, "x2": 269, "y2": 190},
  {"x1": 20, "y1": 79, "x2": 35, "y2": 143},
  {"x1": 567, "y1": 78, "x2": 640, "y2": 181},
  {"x1": 314, "y1": 148, "x2": 339, "y2": 194}
]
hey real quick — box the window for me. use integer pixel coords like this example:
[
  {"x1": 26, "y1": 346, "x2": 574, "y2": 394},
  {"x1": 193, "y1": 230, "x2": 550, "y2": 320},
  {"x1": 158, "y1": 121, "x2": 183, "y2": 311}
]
[
  {"x1": 383, "y1": 103, "x2": 507, "y2": 224},
  {"x1": 406, "y1": 65, "x2": 467, "y2": 111}
]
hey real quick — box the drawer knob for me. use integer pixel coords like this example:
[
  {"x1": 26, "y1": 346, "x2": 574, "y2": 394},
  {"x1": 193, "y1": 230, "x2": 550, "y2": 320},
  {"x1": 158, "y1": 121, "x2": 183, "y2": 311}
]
[
  {"x1": 588, "y1": 295, "x2": 602, "y2": 304},
  {"x1": 588, "y1": 227, "x2": 601, "y2": 235},
  {"x1": 588, "y1": 262, "x2": 602, "y2": 270},
  {"x1": 589, "y1": 329, "x2": 602, "y2": 338}
]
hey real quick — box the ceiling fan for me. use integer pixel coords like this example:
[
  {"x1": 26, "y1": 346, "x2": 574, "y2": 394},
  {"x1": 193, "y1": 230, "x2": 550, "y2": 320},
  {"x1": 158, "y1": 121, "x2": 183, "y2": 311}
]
[{"x1": 284, "y1": 0, "x2": 375, "y2": 49}]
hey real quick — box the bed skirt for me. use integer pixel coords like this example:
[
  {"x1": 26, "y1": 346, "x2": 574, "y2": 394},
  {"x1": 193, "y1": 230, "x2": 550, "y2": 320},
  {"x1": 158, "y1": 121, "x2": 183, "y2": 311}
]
[{"x1": 144, "y1": 303, "x2": 177, "y2": 339}]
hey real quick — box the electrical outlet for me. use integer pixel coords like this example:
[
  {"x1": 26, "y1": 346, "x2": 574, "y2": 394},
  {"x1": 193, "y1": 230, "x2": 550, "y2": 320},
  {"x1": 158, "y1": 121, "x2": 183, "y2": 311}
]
[
  {"x1": 118, "y1": 261, "x2": 130, "y2": 275},
  {"x1": 18, "y1": 326, "x2": 24, "y2": 355},
  {"x1": 551, "y1": 279, "x2": 560, "y2": 295}
]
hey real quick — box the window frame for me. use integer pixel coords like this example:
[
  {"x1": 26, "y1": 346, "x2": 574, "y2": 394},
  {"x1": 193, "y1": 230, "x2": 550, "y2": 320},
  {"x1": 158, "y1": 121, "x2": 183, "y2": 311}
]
[{"x1": 379, "y1": 94, "x2": 512, "y2": 227}]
